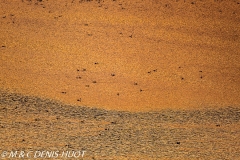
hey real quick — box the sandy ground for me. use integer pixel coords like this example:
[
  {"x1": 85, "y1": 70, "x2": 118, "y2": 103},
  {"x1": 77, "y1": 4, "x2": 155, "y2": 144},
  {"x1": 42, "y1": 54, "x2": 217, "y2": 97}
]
[
  {"x1": 0, "y1": 91, "x2": 240, "y2": 159},
  {"x1": 0, "y1": 0, "x2": 240, "y2": 159},
  {"x1": 0, "y1": 0, "x2": 239, "y2": 111}
]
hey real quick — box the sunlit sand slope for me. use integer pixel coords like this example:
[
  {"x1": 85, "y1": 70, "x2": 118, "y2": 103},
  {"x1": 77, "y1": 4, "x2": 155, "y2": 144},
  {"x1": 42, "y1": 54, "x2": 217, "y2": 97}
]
[
  {"x1": 1, "y1": 91, "x2": 240, "y2": 159},
  {"x1": 0, "y1": 0, "x2": 240, "y2": 111}
]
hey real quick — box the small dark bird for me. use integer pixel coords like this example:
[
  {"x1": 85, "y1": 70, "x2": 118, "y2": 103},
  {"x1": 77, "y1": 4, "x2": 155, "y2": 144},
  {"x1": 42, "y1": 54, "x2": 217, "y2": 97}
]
[{"x1": 111, "y1": 73, "x2": 115, "y2": 76}]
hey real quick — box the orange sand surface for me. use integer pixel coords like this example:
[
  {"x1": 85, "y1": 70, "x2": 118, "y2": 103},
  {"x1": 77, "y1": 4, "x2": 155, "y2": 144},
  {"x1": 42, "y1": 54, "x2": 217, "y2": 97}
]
[{"x1": 1, "y1": 0, "x2": 240, "y2": 111}]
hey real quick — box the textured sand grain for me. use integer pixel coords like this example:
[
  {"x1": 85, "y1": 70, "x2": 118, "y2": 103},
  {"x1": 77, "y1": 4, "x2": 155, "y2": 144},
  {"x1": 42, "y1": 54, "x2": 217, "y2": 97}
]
[{"x1": 0, "y1": 90, "x2": 240, "y2": 159}]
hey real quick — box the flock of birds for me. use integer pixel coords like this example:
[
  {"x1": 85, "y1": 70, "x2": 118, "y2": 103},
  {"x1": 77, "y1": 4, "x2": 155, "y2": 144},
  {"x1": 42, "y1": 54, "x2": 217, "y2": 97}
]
[
  {"x1": 58, "y1": 61, "x2": 205, "y2": 104},
  {"x1": 3, "y1": 0, "x2": 234, "y2": 107}
]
